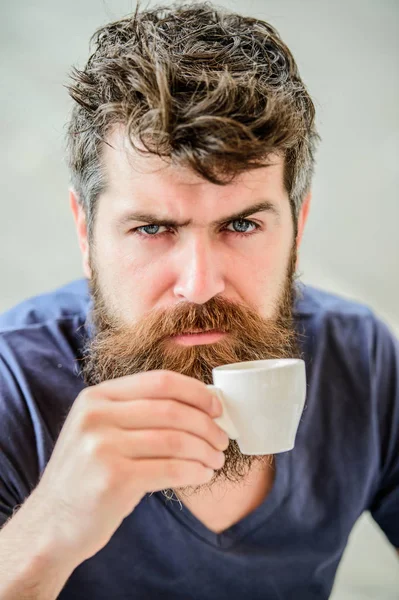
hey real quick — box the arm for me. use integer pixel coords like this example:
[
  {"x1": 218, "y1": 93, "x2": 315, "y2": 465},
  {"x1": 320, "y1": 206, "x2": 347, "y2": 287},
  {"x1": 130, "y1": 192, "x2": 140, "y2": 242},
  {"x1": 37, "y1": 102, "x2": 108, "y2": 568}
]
[
  {"x1": 0, "y1": 371, "x2": 225, "y2": 598},
  {"x1": 0, "y1": 491, "x2": 79, "y2": 600},
  {"x1": 367, "y1": 317, "x2": 399, "y2": 555}
]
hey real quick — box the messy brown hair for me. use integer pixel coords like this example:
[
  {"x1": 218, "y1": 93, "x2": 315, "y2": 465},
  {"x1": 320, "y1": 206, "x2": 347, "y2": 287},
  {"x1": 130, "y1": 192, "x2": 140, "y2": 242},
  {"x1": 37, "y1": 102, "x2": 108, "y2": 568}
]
[{"x1": 65, "y1": 1, "x2": 320, "y2": 237}]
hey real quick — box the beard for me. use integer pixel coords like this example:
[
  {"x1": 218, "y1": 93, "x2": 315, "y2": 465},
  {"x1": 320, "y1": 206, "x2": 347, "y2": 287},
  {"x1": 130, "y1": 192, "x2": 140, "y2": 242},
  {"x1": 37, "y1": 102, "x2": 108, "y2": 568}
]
[{"x1": 81, "y1": 244, "x2": 302, "y2": 497}]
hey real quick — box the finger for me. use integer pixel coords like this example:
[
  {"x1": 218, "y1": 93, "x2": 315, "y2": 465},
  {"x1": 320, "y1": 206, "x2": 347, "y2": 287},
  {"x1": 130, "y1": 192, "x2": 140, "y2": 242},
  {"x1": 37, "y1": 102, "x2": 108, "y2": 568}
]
[
  {"x1": 114, "y1": 429, "x2": 226, "y2": 471},
  {"x1": 128, "y1": 458, "x2": 215, "y2": 492},
  {"x1": 92, "y1": 399, "x2": 229, "y2": 451},
  {"x1": 97, "y1": 370, "x2": 221, "y2": 417}
]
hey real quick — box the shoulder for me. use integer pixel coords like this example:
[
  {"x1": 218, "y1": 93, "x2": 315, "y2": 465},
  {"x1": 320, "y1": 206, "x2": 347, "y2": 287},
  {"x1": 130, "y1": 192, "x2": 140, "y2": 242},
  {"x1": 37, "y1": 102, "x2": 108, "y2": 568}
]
[
  {"x1": 0, "y1": 280, "x2": 89, "y2": 508},
  {"x1": 293, "y1": 282, "x2": 393, "y2": 353},
  {"x1": 294, "y1": 283, "x2": 398, "y2": 405},
  {"x1": 0, "y1": 278, "x2": 90, "y2": 333},
  {"x1": 294, "y1": 282, "x2": 375, "y2": 321},
  {"x1": 0, "y1": 279, "x2": 89, "y2": 406},
  {"x1": 296, "y1": 282, "x2": 399, "y2": 437},
  {"x1": 0, "y1": 278, "x2": 90, "y2": 381},
  {"x1": 0, "y1": 278, "x2": 89, "y2": 406}
]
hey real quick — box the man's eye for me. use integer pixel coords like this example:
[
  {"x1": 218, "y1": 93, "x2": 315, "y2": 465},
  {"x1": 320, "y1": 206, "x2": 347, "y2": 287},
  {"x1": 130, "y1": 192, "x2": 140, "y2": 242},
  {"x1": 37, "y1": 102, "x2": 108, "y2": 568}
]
[
  {"x1": 226, "y1": 219, "x2": 258, "y2": 234},
  {"x1": 136, "y1": 224, "x2": 168, "y2": 236},
  {"x1": 133, "y1": 220, "x2": 259, "y2": 237}
]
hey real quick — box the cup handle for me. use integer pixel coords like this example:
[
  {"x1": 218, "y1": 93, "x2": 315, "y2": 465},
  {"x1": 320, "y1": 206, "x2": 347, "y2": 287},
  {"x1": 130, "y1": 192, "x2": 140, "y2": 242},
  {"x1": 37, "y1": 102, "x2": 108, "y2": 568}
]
[{"x1": 207, "y1": 385, "x2": 239, "y2": 440}]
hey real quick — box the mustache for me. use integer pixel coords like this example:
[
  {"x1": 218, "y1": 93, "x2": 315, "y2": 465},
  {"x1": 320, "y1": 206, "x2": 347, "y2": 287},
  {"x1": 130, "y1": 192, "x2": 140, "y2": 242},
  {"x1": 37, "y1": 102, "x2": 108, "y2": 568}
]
[
  {"x1": 133, "y1": 297, "x2": 271, "y2": 338},
  {"x1": 89, "y1": 293, "x2": 293, "y2": 344},
  {"x1": 83, "y1": 289, "x2": 298, "y2": 385}
]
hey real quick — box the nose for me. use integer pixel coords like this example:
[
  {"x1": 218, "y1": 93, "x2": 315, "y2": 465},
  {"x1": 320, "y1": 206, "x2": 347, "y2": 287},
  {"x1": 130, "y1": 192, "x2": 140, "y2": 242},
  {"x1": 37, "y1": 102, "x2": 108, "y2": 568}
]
[{"x1": 173, "y1": 234, "x2": 225, "y2": 304}]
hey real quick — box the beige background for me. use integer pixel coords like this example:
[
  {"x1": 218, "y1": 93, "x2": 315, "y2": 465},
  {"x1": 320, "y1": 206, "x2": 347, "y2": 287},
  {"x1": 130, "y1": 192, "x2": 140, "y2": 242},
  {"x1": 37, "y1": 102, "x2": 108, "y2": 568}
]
[{"x1": 0, "y1": 0, "x2": 398, "y2": 597}]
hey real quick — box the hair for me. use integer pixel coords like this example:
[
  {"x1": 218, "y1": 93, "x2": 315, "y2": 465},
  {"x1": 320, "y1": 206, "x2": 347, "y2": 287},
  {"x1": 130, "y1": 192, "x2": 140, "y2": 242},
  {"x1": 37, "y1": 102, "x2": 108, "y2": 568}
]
[{"x1": 65, "y1": 0, "x2": 320, "y2": 237}]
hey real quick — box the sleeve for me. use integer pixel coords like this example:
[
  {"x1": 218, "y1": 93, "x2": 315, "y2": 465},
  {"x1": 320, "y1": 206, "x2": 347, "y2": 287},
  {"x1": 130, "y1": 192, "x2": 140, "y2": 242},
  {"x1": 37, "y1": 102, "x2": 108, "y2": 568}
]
[
  {"x1": 0, "y1": 352, "x2": 41, "y2": 528},
  {"x1": 368, "y1": 316, "x2": 399, "y2": 548}
]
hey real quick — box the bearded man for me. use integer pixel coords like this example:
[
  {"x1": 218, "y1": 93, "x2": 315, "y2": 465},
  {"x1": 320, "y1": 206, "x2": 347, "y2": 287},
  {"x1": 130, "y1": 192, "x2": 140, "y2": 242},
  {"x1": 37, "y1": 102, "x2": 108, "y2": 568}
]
[{"x1": 0, "y1": 3, "x2": 398, "y2": 599}]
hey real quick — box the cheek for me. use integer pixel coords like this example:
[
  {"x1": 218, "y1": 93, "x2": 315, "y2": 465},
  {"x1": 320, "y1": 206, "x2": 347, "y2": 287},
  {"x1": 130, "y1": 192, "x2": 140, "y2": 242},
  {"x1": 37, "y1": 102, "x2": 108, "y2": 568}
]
[
  {"x1": 233, "y1": 235, "x2": 293, "y2": 316},
  {"x1": 98, "y1": 243, "x2": 173, "y2": 320}
]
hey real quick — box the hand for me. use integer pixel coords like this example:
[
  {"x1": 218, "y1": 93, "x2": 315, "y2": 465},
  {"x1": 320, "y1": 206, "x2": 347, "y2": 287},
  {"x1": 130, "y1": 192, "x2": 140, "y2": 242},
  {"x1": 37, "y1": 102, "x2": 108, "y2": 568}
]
[{"x1": 33, "y1": 370, "x2": 229, "y2": 565}]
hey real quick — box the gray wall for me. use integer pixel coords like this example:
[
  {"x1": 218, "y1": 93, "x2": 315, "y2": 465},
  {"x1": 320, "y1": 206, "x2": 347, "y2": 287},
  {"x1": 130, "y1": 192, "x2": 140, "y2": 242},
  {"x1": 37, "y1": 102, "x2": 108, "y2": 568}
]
[{"x1": 1, "y1": 1, "x2": 398, "y2": 597}]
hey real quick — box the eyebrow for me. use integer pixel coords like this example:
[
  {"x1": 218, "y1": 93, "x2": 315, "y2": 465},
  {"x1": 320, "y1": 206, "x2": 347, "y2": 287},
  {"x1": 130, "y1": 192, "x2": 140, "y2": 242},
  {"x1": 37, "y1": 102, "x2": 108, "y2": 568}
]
[{"x1": 117, "y1": 201, "x2": 279, "y2": 229}]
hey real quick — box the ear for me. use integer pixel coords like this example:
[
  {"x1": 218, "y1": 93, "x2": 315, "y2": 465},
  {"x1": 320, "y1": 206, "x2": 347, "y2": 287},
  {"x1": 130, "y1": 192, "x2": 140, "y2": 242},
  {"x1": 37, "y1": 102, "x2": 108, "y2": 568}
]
[
  {"x1": 69, "y1": 188, "x2": 92, "y2": 279},
  {"x1": 295, "y1": 191, "x2": 311, "y2": 269},
  {"x1": 296, "y1": 191, "x2": 311, "y2": 248}
]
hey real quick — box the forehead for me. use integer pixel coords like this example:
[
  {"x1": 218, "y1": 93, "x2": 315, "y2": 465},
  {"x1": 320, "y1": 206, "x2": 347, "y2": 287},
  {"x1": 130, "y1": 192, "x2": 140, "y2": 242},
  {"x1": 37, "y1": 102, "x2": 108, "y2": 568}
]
[{"x1": 99, "y1": 125, "x2": 288, "y2": 216}]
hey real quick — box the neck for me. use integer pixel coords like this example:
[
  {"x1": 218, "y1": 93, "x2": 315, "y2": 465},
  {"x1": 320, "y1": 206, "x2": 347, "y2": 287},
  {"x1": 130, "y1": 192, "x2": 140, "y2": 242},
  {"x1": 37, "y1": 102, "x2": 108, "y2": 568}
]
[
  {"x1": 175, "y1": 456, "x2": 275, "y2": 504},
  {"x1": 170, "y1": 459, "x2": 276, "y2": 534}
]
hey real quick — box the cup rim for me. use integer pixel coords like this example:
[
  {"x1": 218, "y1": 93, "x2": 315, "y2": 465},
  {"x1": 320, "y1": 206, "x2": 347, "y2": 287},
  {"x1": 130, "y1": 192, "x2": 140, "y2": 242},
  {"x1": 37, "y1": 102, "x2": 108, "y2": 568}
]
[{"x1": 212, "y1": 358, "x2": 304, "y2": 374}]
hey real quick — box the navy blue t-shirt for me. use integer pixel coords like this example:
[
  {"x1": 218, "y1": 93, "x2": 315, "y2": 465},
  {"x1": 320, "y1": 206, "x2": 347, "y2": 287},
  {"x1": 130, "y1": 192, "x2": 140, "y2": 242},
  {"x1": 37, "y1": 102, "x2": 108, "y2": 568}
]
[{"x1": 0, "y1": 279, "x2": 398, "y2": 599}]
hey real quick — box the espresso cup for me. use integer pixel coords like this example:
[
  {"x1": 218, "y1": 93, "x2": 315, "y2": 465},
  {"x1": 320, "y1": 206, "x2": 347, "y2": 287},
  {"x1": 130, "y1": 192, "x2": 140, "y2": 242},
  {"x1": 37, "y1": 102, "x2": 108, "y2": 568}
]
[{"x1": 207, "y1": 358, "x2": 306, "y2": 455}]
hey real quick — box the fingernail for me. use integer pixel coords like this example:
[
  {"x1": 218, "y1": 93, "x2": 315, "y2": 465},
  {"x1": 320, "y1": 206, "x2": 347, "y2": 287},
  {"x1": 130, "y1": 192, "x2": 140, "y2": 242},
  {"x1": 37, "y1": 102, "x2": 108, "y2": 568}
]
[
  {"x1": 216, "y1": 452, "x2": 225, "y2": 468},
  {"x1": 217, "y1": 432, "x2": 229, "y2": 451},
  {"x1": 211, "y1": 394, "x2": 222, "y2": 417}
]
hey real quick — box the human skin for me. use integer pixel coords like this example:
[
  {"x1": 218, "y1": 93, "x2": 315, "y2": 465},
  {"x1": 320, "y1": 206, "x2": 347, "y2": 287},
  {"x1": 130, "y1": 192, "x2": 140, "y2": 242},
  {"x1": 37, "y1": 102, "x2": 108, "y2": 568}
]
[
  {"x1": 0, "y1": 126, "x2": 311, "y2": 600},
  {"x1": 70, "y1": 125, "x2": 311, "y2": 330}
]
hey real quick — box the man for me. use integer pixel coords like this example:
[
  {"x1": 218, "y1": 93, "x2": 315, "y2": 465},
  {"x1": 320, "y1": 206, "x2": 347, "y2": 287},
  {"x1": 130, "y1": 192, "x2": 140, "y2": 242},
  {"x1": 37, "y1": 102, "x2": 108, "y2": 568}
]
[{"x1": 0, "y1": 2, "x2": 398, "y2": 599}]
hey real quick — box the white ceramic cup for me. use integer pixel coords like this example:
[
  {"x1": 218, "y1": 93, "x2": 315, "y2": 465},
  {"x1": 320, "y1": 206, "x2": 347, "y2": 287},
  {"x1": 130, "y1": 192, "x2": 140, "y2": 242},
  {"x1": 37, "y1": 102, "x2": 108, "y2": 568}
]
[{"x1": 207, "y1": 358, "x2": 306, "y2": 455}]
